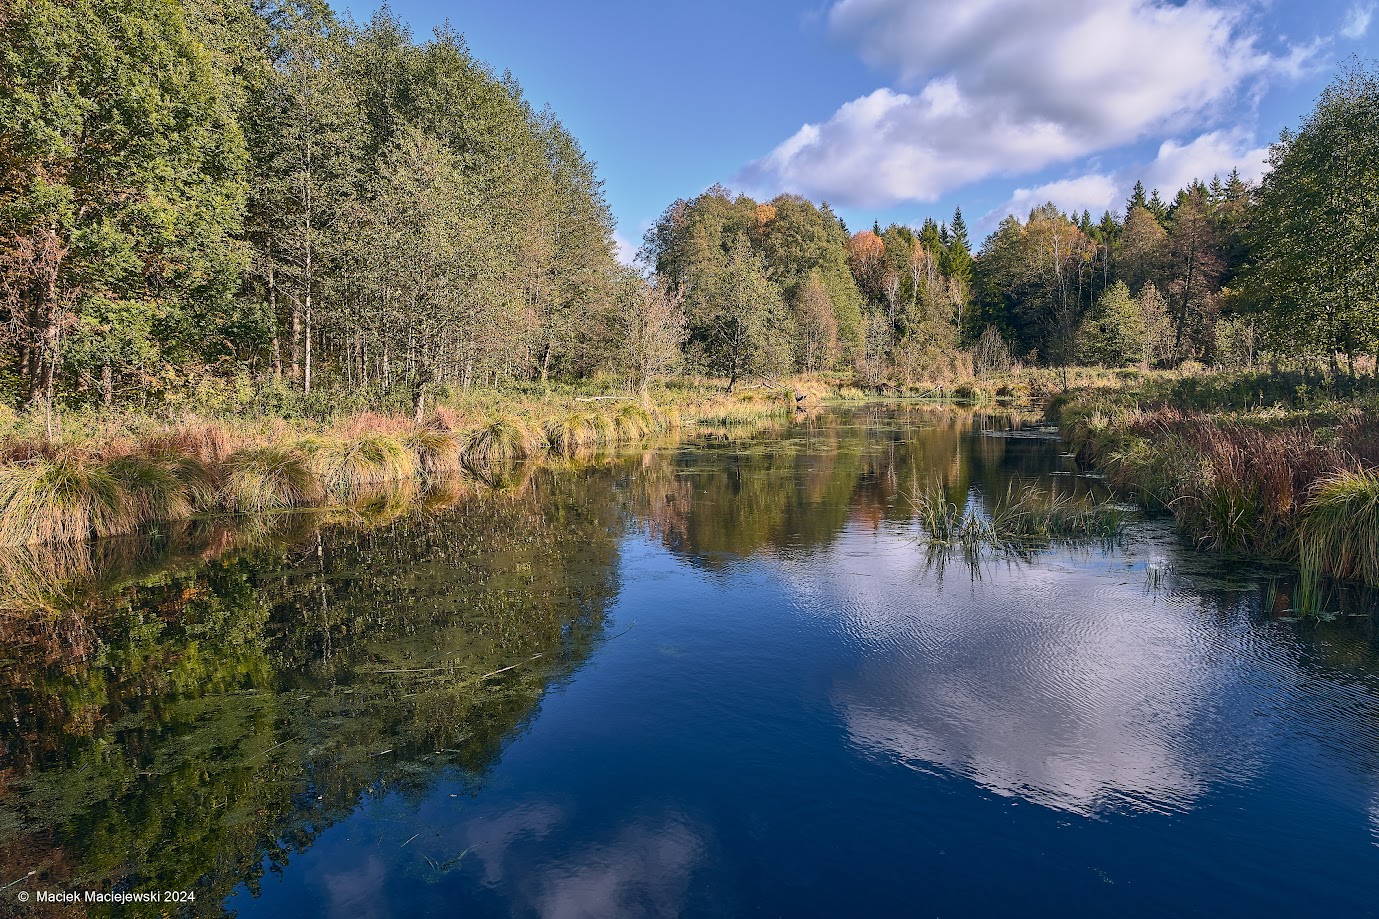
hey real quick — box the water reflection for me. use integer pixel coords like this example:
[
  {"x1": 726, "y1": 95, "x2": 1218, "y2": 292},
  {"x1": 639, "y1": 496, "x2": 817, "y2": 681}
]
[
  {"x1": 0, "y1": 467, "x2": 624, "y2": 909},
  {"x1": 0, "y1": 406, "x2": 1377, "y2": 915},
  {"x1": 810, "y1": 538, "x2": 1231, "y2": 815}
]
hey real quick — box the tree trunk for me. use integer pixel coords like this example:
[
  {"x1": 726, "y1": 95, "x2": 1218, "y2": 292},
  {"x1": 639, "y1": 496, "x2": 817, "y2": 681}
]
[
  {"x1": 304, "y1": 291, "x2": 313, "y2": 396},
  {"x1": 413, "y1": 381, "x2": 427, "y2": 423},
  {"x1": 290, "y1": 300, "x2": 301, "y2": 380},
  {"x1": 269, "y1": 261, "x2": 282, "y2": 381},
  {"x1": 101, "y1": 364, "x2": 113, "y2": 408}
]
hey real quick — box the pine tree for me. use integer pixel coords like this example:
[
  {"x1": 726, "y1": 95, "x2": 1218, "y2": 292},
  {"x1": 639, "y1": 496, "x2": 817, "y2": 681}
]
[{"x1": 1126, "y1": 181, "x2": 1149, "y2": 215}]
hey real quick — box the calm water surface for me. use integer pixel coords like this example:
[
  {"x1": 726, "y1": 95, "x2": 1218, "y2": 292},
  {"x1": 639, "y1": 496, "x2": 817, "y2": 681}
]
[{"x1": 2, "y1": 407, "x2": 1378, "y2": 916}]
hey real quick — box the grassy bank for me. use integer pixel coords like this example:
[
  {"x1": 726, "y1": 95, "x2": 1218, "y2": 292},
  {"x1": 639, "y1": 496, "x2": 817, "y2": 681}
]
[
  {"x1": 1048, "y1": 369, "x2": 1379, "y2": 587},
  {"x1": 0, "y1": 378, "x2": 845, "y2": 549}
]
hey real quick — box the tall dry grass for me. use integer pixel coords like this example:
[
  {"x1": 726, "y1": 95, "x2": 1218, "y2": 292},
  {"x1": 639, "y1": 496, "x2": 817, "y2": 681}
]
[{"x1": 1053, "y1": 382, "x2": 1379, "y2": 588}]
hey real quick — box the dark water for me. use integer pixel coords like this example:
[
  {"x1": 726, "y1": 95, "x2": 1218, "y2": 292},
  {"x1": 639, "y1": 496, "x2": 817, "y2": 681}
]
[{"x1": 2, "y1": 406, "x2": 1378, "y2": 917}]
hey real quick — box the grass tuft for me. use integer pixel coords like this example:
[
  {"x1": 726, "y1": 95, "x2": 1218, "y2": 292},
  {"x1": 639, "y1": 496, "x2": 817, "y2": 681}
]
[
  {"x1": 544, "y1": 413, "x2": 600, "y2": 456},
  {"x1": 613, "y1": 403, "x2": 655, "y2": 440},
  {"x1": 221, "y1": 447, "x2": 322, "y2": 513},
  {"x1": 1299, "y1": 470, "x2": 1379, "y2": 586},
  {"x1": 406, "y1": 426, "x2": 463, "y2": 475},
  {"x1": 0, "y1": 454, "x2": 125, "y2": 545},
  {"x1": 464, "y1": 417, "x2": 543, "y2": 478},
  {"x1": 304, "y1": 433, "x2": 417, "y2": 499}
]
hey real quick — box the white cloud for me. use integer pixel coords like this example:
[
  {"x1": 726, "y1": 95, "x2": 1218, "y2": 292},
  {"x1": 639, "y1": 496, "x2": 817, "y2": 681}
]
[
  {"x1": 979, "y1": 128, "x2": 1272, "y2": 228},
  {"x1": 985, "y1": 175, "x2": 1122, "y2": 226},
  {"x1": 1342, "y1": 3, "x2": 1375, "y2": 39},
  {"x1": 742, "y1": 0, "x2": 1300, "y2": 208},
  {"x1": 612, "y1": 231, "x2": 638, "y2": 267},
  {"x1": 1139, "y1": 129, "x2": 1271, "y2": 196},
  {"x1": 771, "y1": 530, "x2": 1263, "y2": 817}
]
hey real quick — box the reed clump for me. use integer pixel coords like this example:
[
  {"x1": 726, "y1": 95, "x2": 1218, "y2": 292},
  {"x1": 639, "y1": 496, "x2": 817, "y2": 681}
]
[
  {"x1": 0, "y1": 452, "x2": 125, "y2": 544},
  {"x1": 909, "y1": 482, "x2": 1124, "y2": 555},
  {"x1": 1299, "y1": 470, "x2": 1379, "y2": 586},
  {"x1": 0, "y1": 447, "x2": 228, "y2": 546},
  {"x1": 405, "y1": 426, "x2": 464, "y2": 475},
  {"x1": 221, "y1": 446, "x2": 321, "y2": 513},
  {"x1": 545, "y1": 413, "x2": 600, "y2": 456},
  {"x1": 463, "y1": 417, "x2": 544, "y2": 479},
  {"x1": 303, "y1": 433, "x2": 417, "y2": 499},
  {"x1": 614, "y1": 403, "x2": 655, "y2": 439}
]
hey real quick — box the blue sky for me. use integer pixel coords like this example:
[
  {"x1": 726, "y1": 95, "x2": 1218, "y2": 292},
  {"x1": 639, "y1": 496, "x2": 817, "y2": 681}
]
[{"x1": 340, "y1": 0, "x2": 1379, "y2": 256}]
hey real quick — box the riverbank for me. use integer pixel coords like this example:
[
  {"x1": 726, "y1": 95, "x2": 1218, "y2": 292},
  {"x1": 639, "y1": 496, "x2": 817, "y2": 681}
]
[
  {"x1": 1047, "y1": 369, "x2": 1379, "y2": 587},
  {"x1": 0, "y1": 378, "x2": 856, "y2": 549}
]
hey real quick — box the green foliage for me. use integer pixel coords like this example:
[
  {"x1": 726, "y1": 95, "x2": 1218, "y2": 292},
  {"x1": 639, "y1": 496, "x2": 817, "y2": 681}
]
[
  {"x1": 0, "y1": 0, "x2": 251, "y2": 404},
  {"x1": 1075, "y1": 281, "x2": 1172, "y2": 367},
  {"x1": 688, "y1": 237, "x2": 793, "y2": 388},
  {"x1": 1245, "y1": 60, "x2": 1379, "y2": 372}
]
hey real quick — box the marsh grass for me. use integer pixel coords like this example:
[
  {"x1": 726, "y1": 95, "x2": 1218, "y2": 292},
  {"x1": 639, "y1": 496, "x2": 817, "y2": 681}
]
[
  {"x1": 910, "y1": 482, "x2": 1125, "y2": 556},
  {"x1": 545, "y1": 413, "x2": 600, "y2": 456},
  {"x1": 0, "y1": 454, "x2": 124, "y2": 545},
  {"x1": 1300, "y1": 470, "x2": 1379, "y2": 587},
  {"x1": 1051, "y1": 375, "x2": 1379, "y2": 587},
  {"x1": 303, "y1": 433, "x2": 417, "y2": 499},
  {"x1": 405, "y1": 427, "x2": 464, "y2": 475},
  {"x1": 222, "y1": 446, "x2": 322, "y2": 513},
  {"x1": 0, "y1": 380, "x2": 821, "y2": 547}
]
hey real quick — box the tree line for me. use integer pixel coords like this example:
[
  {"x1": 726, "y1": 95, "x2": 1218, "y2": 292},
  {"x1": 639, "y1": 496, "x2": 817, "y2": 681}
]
[
  {"x1": 643, "y1": 61, "x2": 1379, "y2": 388},
  {"x1": 3, "y1": 2, "x2": 1375, "y2": 415},
  {"x1": 1, "y1": 0, "x2": 626, "y2": 412}
]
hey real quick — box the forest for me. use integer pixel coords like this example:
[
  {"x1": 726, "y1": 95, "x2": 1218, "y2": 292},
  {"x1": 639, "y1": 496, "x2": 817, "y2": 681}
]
[
  {"x1": 1, "y1": 0, "x2": 1378, "y2": 585},
  {"x1": 3, "y1": 0, "x2": 1377, "y2": 417},
  {"x1": 643, "y1": 61, "x2": 1379, "y2": 391},
  {"x1": 2, "y1": 0, "x2": 624, "y2": 416}
]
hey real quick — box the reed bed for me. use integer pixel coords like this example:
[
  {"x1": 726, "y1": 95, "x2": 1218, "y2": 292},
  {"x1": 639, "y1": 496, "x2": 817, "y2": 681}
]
[
  {"x1": 1052, "y1": 382, "x2": 1379, "y2": 587},
  {"x1": 0, "y1": 389, "x2": 756, "y2": 547}
]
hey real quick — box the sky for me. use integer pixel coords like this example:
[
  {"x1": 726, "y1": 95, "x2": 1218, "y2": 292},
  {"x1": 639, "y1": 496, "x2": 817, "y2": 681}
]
[{"x1": 339, "y1": 0, "x2": 1379, "y2": 260}]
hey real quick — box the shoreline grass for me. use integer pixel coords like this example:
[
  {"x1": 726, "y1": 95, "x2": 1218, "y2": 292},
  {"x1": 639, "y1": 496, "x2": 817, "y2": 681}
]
[
  {"x1": 1048, "y1": 370, "x2": 1379, "y2": 588},
  {"x1": 0, "y1": 379, "x2": 818, "y2": 548}
]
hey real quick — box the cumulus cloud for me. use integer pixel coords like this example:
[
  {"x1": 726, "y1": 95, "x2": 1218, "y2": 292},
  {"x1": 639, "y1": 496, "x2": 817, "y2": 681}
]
[
  {"x1": 1342, "y1": 3, "x2": 1375, "y2": 39},
  {"x1": 1139, "y1": 129, "x2": 1272, "y2": 196},
  {"x1": 742, "y1": 0, "x2": 1298, "y2": 207},
  {"x1": 980, "y1": 128, "x2": 1272, "y2": 227},
  {"x1": 986, "y1": 175, "x2": 1122, "y2": 226}
]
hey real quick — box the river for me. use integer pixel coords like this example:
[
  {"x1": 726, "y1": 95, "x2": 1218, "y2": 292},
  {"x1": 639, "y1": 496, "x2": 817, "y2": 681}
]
[{"x1": 1, "y1": 406, "x2": 1377, "y2": 916}]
